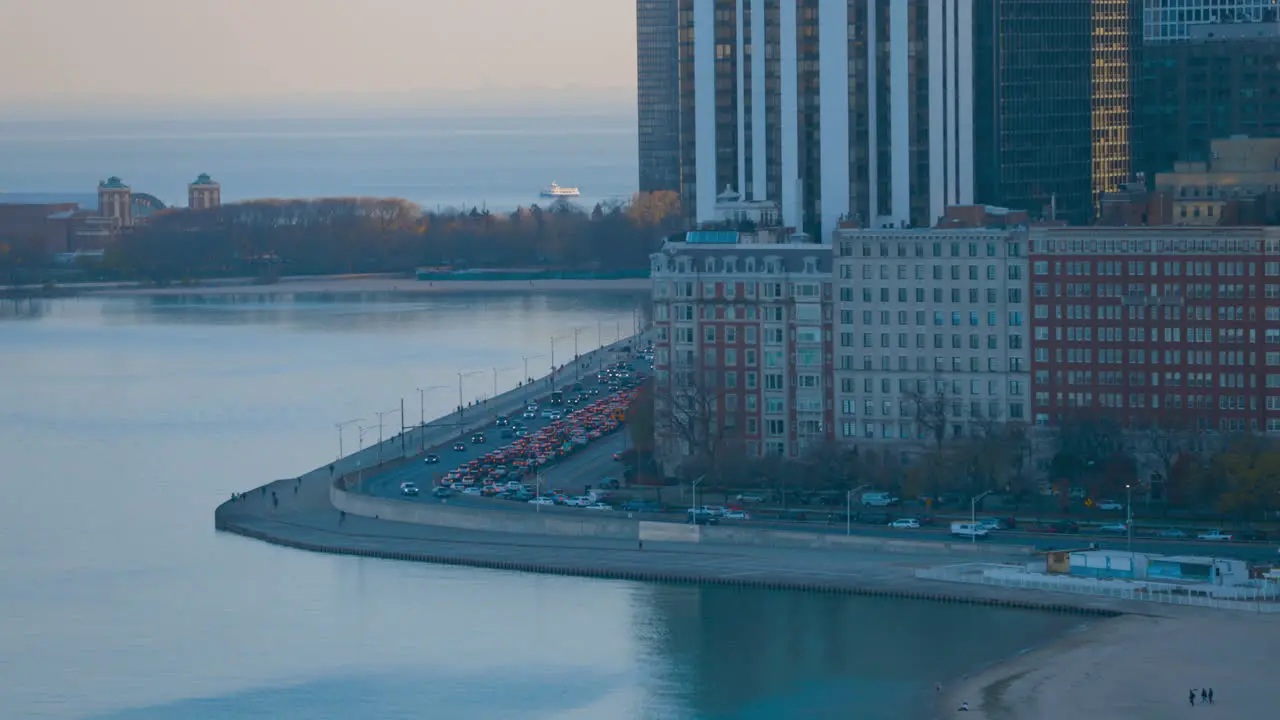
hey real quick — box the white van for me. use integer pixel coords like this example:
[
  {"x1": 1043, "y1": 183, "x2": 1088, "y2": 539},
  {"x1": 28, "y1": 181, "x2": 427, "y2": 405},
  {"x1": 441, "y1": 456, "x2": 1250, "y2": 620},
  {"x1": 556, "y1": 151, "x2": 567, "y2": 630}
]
[
  {"x1": 950, "y1": 522, "x2": 990, "y2": 539},
  {"x1": 861, "y1": 492, "x2": 899, "y2": 507}
]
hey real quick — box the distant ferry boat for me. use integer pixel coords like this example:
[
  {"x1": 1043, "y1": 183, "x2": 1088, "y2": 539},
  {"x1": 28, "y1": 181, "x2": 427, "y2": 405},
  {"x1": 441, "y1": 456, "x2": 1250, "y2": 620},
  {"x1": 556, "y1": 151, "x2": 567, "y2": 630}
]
[{"x1": 540, "y1": 182, "x2": 580, "y2": 198}]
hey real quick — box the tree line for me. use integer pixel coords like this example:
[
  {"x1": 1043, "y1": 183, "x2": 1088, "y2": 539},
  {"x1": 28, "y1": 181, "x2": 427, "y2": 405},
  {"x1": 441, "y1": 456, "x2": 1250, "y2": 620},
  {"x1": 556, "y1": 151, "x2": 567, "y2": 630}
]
[
  {"x1": 626, "y1": 374, "x2": 1280, "y2": 524},
  {"x1": 9, "y1": 191, "x2": 684, "y2": 284}
]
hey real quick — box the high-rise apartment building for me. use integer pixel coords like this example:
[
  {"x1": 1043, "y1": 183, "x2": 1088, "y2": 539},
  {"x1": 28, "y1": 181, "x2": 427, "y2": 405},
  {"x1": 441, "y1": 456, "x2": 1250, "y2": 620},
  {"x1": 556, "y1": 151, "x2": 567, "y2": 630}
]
[
  {"x1": 1028, "y1": 226, "x2": 1280, "y2": 435},
  {"x1": 638, "y1": 0, "x2": 682, "y2": 193},
  {"x1": 649, "y1": 224, "x2": 834, "y2": 465},
  {"x1": 831, "y1": 219, "x2": 1032, "y2": 447},
  {"x1": 676, "y1": 1, "x2": 1140, "y2": 238},
  {"x1": 1142, "y1": 0, "x2": 1278, "y2": 43},
  {"x1": 1137, "y1": 23, "x2": 1280, "y2": 181}
]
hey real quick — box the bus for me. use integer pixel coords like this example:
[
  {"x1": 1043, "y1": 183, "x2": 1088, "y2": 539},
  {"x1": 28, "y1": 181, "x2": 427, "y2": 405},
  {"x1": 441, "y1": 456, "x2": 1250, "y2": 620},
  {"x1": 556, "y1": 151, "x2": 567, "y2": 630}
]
[{"x1": 549, "y1": 390, "x2": 564, "y2": 405}]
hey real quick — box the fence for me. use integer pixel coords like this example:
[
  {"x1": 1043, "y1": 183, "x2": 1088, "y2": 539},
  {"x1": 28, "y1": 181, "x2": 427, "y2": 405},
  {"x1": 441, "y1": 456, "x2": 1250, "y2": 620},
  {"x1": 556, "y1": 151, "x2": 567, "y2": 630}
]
[{"x1": 917, "y1": 562, "x2": 1280, "y2": 613}]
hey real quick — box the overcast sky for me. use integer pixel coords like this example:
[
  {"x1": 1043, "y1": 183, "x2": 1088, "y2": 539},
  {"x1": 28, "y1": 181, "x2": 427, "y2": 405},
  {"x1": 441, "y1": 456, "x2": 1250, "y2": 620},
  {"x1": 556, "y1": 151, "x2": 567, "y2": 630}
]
[{"x1": 0, "y1": 0, "x2": 636, "y2": 113}]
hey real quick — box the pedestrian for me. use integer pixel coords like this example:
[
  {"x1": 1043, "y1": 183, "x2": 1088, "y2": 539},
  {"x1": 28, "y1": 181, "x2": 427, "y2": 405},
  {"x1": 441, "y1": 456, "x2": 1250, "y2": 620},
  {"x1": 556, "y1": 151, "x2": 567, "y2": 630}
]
[
  {"x1": 638, "y1": 539, "x2": 644, "y2": 551},
  {"x1": 1189, "y1": 689, "x2": 1196, "y2": 706},
  {"x1": 329, "y1": 463, "x2": 335, "y2": 477},
  {"x1": 339, "y1": 510, "x2": 346, "y2": 525},
  {"x1": 1201, "y1": 688, "x2": 1207, "y2": 704},
  {"x1": 1208, "y1": 688, "x2": 1214, "y2": 704},
  {"x1": 293, "y1": 484, "x2": 298, "y2": 495},
  {"x1": 271, "y1": 493, "x2": 278, "y2": 510},
  {"x1": 936, "y1": 682, "x2": 942, "y2": 695},
  {"x1": 261, "y1": 486, "x2": 267, "y2": 497}
]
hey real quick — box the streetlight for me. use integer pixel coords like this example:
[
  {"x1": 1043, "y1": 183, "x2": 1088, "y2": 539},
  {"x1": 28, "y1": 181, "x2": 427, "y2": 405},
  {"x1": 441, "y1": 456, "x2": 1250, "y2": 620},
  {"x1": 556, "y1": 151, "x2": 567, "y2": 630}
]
[
  {"x1": 492, "y1": 366, "x2": 516, "y2": 398},
  {"x1": 375, "y1": 407, "x2": 400, "y2": 465},
  {"x1": 356, "y1": 424, "x2": 376, "y2": 491},
  {"x1": 1125, "y1": 483, "x2": 1134, "y2": 560},
  {"x1": 845, "y1": 484, "x2": 870, "y2": 536},
  {"x1": 415, "y1": 385, "x2": 447, "y2": 451},
  {"x1": 521, "y1": 354, "x2": 544, "y2": 385},
  {"x1": 971, "y1": 489, "x2": 994, "y2": 546},
  {"x1": 691, "y1": 474, "x2": 705, "y2": 519},
  {"x1": 549, "y1": 335, "x2": 568, "y2": 389},
  {"x1": 572, "y1": 326, "x2": 585, "y2": 360},
  {"x1": 334, "y1": 418, "x2": 362, "y2": 461},
  {"x1": 458, "y1": 369, "x2": 484, "y2": 422}
]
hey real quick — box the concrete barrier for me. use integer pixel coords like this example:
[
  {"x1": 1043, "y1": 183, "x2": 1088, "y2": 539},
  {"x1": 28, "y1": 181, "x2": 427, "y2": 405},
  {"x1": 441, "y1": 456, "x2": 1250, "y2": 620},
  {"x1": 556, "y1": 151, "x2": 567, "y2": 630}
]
[
  {"x1": 332, "y1": 483, "x2": 641, "y2": 540},
  {"x1": 639, "y1": 521, "x2": 700, "y2": 543}
]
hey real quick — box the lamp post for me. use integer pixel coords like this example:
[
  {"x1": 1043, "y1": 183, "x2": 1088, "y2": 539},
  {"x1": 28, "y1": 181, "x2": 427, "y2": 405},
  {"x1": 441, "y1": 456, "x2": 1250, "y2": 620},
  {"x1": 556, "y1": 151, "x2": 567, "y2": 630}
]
[
  {"x1": 549, "y1": 335, "x2": 568, "y2": 389},
  {"x1": 492, "y1": 366, "x2": 515, "y2": 398},
  {"x1": 522, "y1": 354, "x2": 543, "y2": 386},
  {"x1": 1125, "y1": 483, "x2": 1134, "y2": 560},
  {"x1": 458, "y1": 369, "x2": 484, "y2": 423},
  {"x1": 375, "y1": 407, "x2": 400, "y2": 465},
  {"x1": 572, "y1": 326, "x2": 585, "y2": 360},
  {"x1": 356, "y1": 424, "x2": 376, "y2": 491},
  {"x1": 845, "y1": 484, "x2": 870, "y2": 536},
  {"x1": 691, "y1": 474, "x2": 705, "y2": 520},
  {"x1": 415, "y1": 385, "x2": 446, "y2": 451},
  {"x1": 334, "y1": 418, "x2": 362, "y2": 461},
  {"x1": 971, "y1": 489, "x2": 993, "y2": 545}
]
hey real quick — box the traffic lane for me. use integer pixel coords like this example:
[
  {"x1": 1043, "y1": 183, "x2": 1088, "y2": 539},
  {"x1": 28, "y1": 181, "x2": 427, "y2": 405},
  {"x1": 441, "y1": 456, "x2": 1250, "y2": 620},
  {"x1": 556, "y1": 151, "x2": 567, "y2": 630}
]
[
  {"x1": 536, "y1": 433, "x2": 628, "y2": 494},
  {"x1": 365, "y1": 387, "x2": 624, "y2": 497}
]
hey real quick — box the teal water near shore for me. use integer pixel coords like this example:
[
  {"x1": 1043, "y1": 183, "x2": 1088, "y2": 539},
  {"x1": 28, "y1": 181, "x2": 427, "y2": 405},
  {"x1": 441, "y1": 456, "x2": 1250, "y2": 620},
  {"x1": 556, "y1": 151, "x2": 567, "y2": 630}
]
[{"x1": 2, "y1": 293, "x2": 1080, "y2": 720}]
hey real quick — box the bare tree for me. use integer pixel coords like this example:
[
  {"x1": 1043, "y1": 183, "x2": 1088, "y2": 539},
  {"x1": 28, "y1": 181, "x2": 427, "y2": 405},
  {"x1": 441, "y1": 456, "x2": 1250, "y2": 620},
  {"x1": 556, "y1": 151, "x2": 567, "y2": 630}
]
[
  {"x1": 902, "y1": 374, "x2": 953, "y2": 455},
  {"x1": 652, "y1": 362, "x2": 742, "y2": 488},
  {"x1": 1135, "y1": 414, "x2": 1195, "y2": 506}
]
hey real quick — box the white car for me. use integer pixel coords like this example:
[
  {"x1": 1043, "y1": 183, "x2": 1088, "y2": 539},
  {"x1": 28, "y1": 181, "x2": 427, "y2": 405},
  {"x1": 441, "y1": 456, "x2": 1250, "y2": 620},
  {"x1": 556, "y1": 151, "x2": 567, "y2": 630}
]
[
  {"x1": 584, "y1": 502, "x2": 613, "y2": 511},
  {"x1": 462, "y1": 487, "x2": 482, "y2": 496},
  {"x1": 1096, "y1": 500, "x2": 1125, "y2": 511},
  {"x1": 889, "y1": 518, "x2": 920, "y2": 529},
  {"x1": 724, "y1": 510, "x2": 751, "y2": 520},
  {"x1": 527, "y1": 497, "x2": 555, "y2": 506},
  {"x1": 1197, "y1": 530, "x2": 1234, "y2": 541},
  {"x1": 1098, "y1": 522, "x2": 1129, "y2": 534},
  {"x1": 399, "y1": 482, "x2": 420, "y2": 497},
  {"x1": 735, "y1": 494, "x2": 766, "y2": 503},
  {"x1": 566, "y1": 496, "x2": 592, "y2": 507}
]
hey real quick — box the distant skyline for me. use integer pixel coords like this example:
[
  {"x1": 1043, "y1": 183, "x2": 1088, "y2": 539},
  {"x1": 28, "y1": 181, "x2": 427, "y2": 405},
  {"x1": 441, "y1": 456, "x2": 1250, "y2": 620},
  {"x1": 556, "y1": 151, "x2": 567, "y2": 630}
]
[{"x1": 0, "y1": 0, "x2": 637, "y2": 116}]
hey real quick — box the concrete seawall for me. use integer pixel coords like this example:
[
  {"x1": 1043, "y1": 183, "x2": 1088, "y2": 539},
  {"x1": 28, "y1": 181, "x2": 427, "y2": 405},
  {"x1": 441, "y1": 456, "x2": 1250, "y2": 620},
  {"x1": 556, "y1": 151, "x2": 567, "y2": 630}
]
[{"x1": 331, "y1": 482, "x2": 1036, "y2": 557}]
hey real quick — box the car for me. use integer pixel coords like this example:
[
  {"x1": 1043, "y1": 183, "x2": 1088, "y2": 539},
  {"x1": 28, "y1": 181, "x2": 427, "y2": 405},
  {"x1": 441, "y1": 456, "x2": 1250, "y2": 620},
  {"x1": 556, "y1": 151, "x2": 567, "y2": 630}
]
[
  {"x1": 522, "y1": 410, "x2": 536, "y2": 419},
  {"x1": 724, "y1": 510, "x2": 751, "y2": 520},
  {"x1": 584, "y1": 502, "x2": 613, "y2": 511},
  {"x1": 495, "y1": 415, "x2": 509, "y2": 426},
  {"x1": 462, "y1": 487, "x2": 482, "y2": 496},
  {"x1": 1098, "y1": 522, "x2": 1129, "y2": 534},
  {"x1": 688, "y1": 513, "x2": 719, "y2": 525},
  {"x1": 620, "y1": 500, "x2": 662, "y2": 512},
  {"x1": 471, "y1": 433, "x2": 486, "y2": 444},
  {"x1": 735, "y1": 493, "x2": 766, "y2": 503},
  {"x1": 1156, "y1": 528, "x2": 1189, "y2": 539},
  {"x1": 452, "y1": 442, "x2": 466, "y2": 452},
  {"x1": 399, "y1": 482, "x2": 420, "y2": 496},
  {"x1": 423, "y1": 454, "x2": 440, "y2": 464},
  {"x1": 432, "y1": 487, "x2": 452, "y2": 498},
  {"x1": 1197, "y1": 530, "x2": 1234, "y2": 541},
  {"x1": 528, "y1": 497, "x2": 555, "y2": 506},
  {"x1": 889, "y1": 518, "x2": 920, "y2": 529},
  {"x1": 596, "y1": 477, "x2": 621, "y2": 490},
  {"x1": 1095, "y1": 500, "x2": 1125, "y2": 511}
]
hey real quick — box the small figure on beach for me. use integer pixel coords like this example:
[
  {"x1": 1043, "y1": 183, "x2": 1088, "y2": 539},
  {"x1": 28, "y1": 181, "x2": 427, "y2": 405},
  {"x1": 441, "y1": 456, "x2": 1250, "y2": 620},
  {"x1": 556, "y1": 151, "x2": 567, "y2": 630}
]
[
  {"x1": 271, "y1": 491, "x2": 278, "y2": 510},
  {"x1": 957, "y1": 701, "x2": 969, "y2": 712},
  {"x1": 1208, "y1": 688, "x2": 1214, "y2": 704},
  {"x1": 329, "y1": 463, "x2": 335, "y2": 477},
  {"x1": 339, "y1": 510, "x2": 346, "y2": 525},
  {"x1": 638, "y1": 540, "x2": 644, "y2": 551},
  {"x1": 1201, "y1": 688, "x2": 1208, "y2": 704},
  {"x1": 935, "y1": 682, "x2": 942, "y2": 694},
  {"x1": 1189, "y1": 689, "x2": 1196, "y2": 706}
]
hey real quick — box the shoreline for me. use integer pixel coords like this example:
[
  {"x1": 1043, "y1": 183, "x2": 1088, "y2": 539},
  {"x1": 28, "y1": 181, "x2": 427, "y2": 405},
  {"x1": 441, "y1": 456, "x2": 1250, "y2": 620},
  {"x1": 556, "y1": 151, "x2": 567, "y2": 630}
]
[
  {"x1": 87, "y1": 275, "x2": 651, "y2": 297},
  {"x1": 936, "y1": 608, "x2": 1278, "y2": 718}
]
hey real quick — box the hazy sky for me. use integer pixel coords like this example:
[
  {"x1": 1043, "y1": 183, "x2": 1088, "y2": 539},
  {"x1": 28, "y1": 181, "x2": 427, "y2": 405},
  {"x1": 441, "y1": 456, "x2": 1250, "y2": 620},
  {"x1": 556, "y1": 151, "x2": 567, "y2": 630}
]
[{"x1": 0, "y1": 0, "x2": 636, "y2": 112}]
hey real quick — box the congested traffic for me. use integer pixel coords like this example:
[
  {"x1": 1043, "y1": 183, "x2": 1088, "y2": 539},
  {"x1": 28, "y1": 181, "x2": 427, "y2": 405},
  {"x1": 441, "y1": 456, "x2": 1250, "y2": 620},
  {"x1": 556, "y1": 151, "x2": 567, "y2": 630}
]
[{"x1": 422, "y1": 358, "x2": 646, "y2": 504}]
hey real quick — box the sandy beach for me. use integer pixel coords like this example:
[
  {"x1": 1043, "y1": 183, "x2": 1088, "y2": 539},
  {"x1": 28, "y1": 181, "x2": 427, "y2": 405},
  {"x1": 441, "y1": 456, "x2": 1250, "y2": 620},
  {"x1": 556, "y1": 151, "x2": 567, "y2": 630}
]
[
  {"x1": 938, "y1": 607, "x2": 1279, "y2": 719},
  {"x1": 89, "y1": 274, "x2": 650, "y2": 297}
]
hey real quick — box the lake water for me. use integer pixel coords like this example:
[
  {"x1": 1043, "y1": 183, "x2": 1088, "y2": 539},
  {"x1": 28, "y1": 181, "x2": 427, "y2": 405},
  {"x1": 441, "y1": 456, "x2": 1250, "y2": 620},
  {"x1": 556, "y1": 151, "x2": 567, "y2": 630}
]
[
  {"x1": 0, "y1": 113, "x2": 638, "y2": 212},
  {"x1": 0, "y1": 292, "x2": 1081, "y2": 720}
]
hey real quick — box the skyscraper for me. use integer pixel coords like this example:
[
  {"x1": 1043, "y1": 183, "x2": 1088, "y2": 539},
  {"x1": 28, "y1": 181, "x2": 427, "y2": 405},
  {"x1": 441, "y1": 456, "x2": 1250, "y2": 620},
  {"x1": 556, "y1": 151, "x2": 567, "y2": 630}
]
[
  {"x1": 675, "y1": 1, "x2": 1141, "y2": 237},
  {"x1": 637, "y1": 0, "x2": 682, "y2": 194}
]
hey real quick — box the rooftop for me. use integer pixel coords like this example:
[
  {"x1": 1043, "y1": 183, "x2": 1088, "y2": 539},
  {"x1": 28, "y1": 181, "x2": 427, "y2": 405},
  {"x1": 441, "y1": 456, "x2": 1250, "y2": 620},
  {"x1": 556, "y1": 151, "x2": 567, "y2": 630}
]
[{"x1": 98, "y1": 176, "x2": 129, "y2": 190}]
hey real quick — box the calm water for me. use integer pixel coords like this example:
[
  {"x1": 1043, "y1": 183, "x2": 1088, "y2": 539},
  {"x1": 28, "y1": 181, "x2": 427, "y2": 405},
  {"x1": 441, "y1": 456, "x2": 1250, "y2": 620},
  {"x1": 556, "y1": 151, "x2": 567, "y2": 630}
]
[
  {"x1": 0, "y1": 114, "x2": 637, "y2": 211},
  {"x1": 0, "y1": 292, "x2": 1080, "y2": 720}
]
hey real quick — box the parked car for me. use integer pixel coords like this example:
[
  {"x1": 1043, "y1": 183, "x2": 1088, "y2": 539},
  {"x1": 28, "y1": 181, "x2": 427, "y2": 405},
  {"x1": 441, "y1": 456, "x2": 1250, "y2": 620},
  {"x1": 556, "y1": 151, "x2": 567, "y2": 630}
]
[
  {"x1": 620, "y1": 500, "x2": 662, "y2": 512},
  {"x1": 596, "y1": 477, "x2": 621, "y2": 490},
  {"x1": 399, "y1": 482, "x2": 420, "y2": 497},
  {"x1": 584, "y1": 502, "x2": 613, "y2": 511},
  {"x1": 1098, "y1": 523, "x2": 1129, "y2": 534},
  {"x1": 528, "y1": 497, "x2": 555, "y2": 506},
  {"x1": 950, "y1": 522, "x2": 989, "y2": 539},
  {"x1": 688, "y1": 512, "x2": 719, "y2": 525},
  {"x1": 735, "y1": 493, "x2": 766, "y2": 503},
  {"x1": 1156, "y1": 528, "x2": 1189, "y2": 539},
  {"x1": 724, "y1": 510, "x2": 751, "y2": 520},
  {"x1": 861, "y1": 492, "x2": 900, "y2": 507},
  {"x1": 1095, "y1": 500, "x2": 1125, "y2": 511},
  {"x1": 889, "y1": 518, "x2": 920, "y2": 529},
  {"x1": 423, "y1": 454, "x2": 440, "y2": 464},
  {"x1": 1197, "y1": 530, "x2": 1234, "y2": 541}
]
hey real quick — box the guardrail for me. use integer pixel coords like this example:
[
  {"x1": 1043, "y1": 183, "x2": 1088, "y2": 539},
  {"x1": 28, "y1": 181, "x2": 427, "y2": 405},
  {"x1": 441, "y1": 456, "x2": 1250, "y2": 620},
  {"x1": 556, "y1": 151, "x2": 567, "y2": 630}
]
[{"x1": 917, "y1": 563, "x2": 1280, "y2": 613}]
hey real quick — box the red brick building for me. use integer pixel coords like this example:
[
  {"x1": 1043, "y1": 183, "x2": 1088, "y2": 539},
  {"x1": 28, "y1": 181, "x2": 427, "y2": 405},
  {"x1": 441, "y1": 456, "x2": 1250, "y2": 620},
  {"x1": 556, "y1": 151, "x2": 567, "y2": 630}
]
[{"x1": 1029, "y1": 226, "x2": 1280, "y2": 435}]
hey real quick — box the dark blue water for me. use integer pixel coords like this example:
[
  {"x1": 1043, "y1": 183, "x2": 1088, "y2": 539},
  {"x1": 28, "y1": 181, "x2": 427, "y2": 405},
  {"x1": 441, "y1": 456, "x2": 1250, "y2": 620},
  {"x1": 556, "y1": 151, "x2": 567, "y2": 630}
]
[
  {"x1": 0, "y1": 294, "x2": 1079, "y2": 720},
  {"x1": 0, "y1": 113, "x2": 637, "y2": 211}
]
